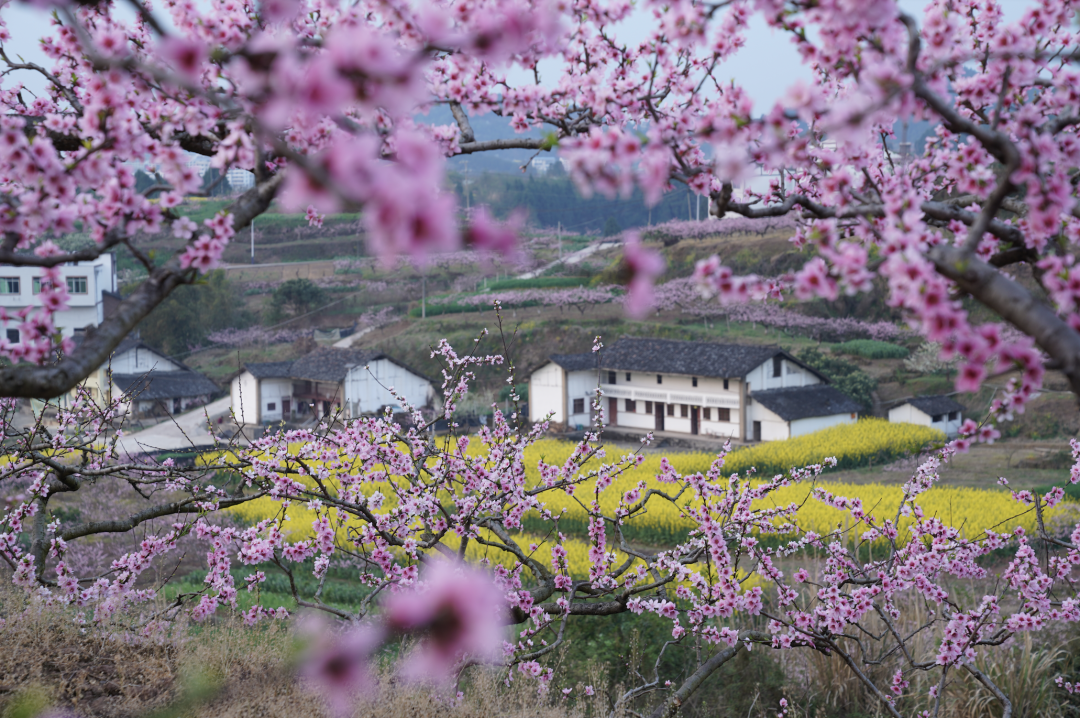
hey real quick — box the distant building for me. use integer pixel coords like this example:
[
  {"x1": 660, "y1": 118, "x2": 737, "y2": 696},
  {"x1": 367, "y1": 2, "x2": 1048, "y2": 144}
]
[
  {"x1": 0, "y1": 255, "x2": 116, "y2": 344},
  {"x1": 528, "y1": 337, "x2": 860, "y2": 442},
  {"x1": 532, "y1": 157, "x2": 555, "y2": 174},
  {"x1": 99, "y1": 338, "x2": 217, "y2": 417},
  {"x1": 888, "y1": 395, "x2": 964, "y2": 438},
  {"x1": 230, "y1": 347, "x2": 435, "y2": 426}
]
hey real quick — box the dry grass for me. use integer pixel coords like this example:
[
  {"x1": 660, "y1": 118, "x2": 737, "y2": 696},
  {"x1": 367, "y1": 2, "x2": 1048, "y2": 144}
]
[{"x1": 0, "y1": 589, "x2": 583, "y2": 718}]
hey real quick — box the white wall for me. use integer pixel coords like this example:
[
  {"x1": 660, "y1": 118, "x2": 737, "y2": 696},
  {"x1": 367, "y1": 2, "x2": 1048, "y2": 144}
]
[
  {"x1": 888, "y1": 404, "x2": 962, "y2": 438},
  {"x1": 747, "y1": 402, "x2": 790, "y2": 441},
  {"x1": 566, "y1": 370, "x2": 597, "y2": 428},
  {"x1": 231, "y1": 371, "x2": 261, "y2": 425},
  {"x1": 0, "y1": 255, "x2": 115, "y2": 339},
  {"x1": 345, "y1": 358, "x2": 434, "y2": 415},
  {"x1": 529, "y1": 362, "x2": 565, "y2": 423},
  {"x1": 743, "y1": 357, "x2": 820, "y2": 393},
  {"x1": 599, "y1": 370, "x2": 742, "y2": 437},
  {"x1": 259, "y1": 378, "x2": 294, "y2": 423},
  {"x1": 110, "y1": 345, "x2": 183, "y2": 374},
  {"x1": 790, "y1": 412, "x2": 856, "y2": 438}
]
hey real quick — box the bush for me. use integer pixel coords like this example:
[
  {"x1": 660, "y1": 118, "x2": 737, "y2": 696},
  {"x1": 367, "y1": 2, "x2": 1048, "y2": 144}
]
[
  {"x1": 270, "y1": 279, "x2": 328, "y2": 321},
  {"x1": 833, "y1": 339, "x2": 910, "y2": 359},
  {"x1": 797, "y1": 347, "x2": 877, "y2": 409},
  {"x1": 484, "y1": 277, "x2": 588, "y2": 291}
]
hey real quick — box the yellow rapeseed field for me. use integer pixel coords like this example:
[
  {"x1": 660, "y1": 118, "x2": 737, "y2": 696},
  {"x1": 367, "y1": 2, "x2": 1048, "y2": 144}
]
[{"x1": 225, "y1": 420, "x2": 1058, "y2": 573}]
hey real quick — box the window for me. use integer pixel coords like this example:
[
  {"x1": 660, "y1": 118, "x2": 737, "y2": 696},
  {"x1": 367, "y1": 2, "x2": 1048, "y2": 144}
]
[
  {"x1": 948, "y1": 411, "x2": 959, "y2": 421},
  {"x1": 692, "y1": 376, "x2": 698, "y2": 387},
  {"x1": 625, "y1": 372, "x2": 631, "y2": 381},
  {"x1": 666, "y1": 403, "x2": 674, "y2": 416},
  {"x1": 32, "y1": 277, "x2": 50, "y2": 294},
  {"x1": 703, "y1": 408, "x2": 711, "y2": 421},
  {"x1": 644, "y1": 401, "x2": 653, "y2": 413},
  {"x1": 0, "y1": 277, "x2": 19, "y2": 294},
  {"x1": 680, "y1": 404, "x2": 688, "y2": 417},
  {"x1": 607, "y1": 370, "x2": 616, "y2": 384},
  {"x1": 625, "y1": 399, "x2": 636, "y2": 412},
  {"x1": 268, "y1": 402, "x2": 277, "y2": 411},
  {"x1": 5, "y1": 328, "x2": 19, "y2": 344},
  {"x1": 66, "y1": 276, "x2": 88, "y2": 294},
  {"x1": 717, "y1": 407, "x2": 731, "y2": 422},
  {"x1": 772, "y1": 356, "x2": 782, "y2": 378},
  {"x1": 723, "y1": 379, "x2": 729, "y2": 390},
  {"x1": 932, "y1": 414, "x2": 944, "y2": 423},
  {"x1": 657, "y1": 374, "x2": 663, "y2": 384},
  {"x1": 573, "y1": 398, "x2": 585, "y2": 414}
]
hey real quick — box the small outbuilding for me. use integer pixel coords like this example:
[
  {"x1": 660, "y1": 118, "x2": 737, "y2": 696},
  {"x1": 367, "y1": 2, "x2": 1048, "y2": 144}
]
[
  {"x1": 888, "y1": 395, "x2": 965, "y2": 437},
  {"x1": 230, "y1": 347, "x2": 436, "y2": 426},
  {"x1": 112, "y1": 370, "x2": 219, "y2": 417},
  {"x1": 748, "y1": 385, "x2": 862, "y2": 441}
]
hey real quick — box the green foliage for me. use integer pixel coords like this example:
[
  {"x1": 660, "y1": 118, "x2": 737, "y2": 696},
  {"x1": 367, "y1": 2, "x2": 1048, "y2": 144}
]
[
  {"x1": 270, "y1": 279, "x2": 328, "y2": 322},
  {"x1": 200, "y1": 167, "x2": 233, "y2": 197},
  {"x1": 602, "y1": 216, "x2": 622, "y2": 236},
  {"x1": 446, "y1": 171, "x2": 700, "y2": 230},
  {"x1": 833, "y1": 339, "x2": 910, "y2": 359},
  {"x1": 484, "y1": 277, "x2": 588, "y2": 291},
  {"x1": 134, "y1": 169, "x2": 167, "y2": 197},
  {"x1": 408, "y1": 301, "x2": 488, "y2": 318},
  {"x1": 797, "y1": 347, "x2": 877, "y2": 410},
  {"x1": 498, "y1": 382, "x2": 528, "y2": 402},
  {"x1": 136, "y1": 270, "x2": 248, "y2": 355}
]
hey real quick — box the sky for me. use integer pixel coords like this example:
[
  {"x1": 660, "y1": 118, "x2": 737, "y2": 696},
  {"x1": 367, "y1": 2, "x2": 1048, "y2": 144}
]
[{"x1": 0, "y1": 1, "x2": 1035, "y2": 109}]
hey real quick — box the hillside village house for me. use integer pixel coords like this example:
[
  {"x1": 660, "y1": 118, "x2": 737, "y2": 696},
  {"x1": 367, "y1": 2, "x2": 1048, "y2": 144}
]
[
  {"x1": 0, "y1": 255, "x2": 116, "y2": 344},
  {"x1": 528, "y1": 338, "x2": 861, "y2": 442},
  {"x1": 99, "y1": 338, "x2": 217, "y2": 416},
  {"x1": 888, "y1": 395, "x2": 965, "y2": 438},
  {"x1": 231, "y1": 347, "x2": 435, "y2": 426}
]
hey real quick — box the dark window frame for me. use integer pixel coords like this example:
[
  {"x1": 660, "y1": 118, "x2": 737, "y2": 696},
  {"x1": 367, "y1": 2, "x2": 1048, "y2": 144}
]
[
  {"x1": 772, "y1": 356, "x2": 782, "y2": 378},
  {"x1": 572, "y1": 398, "x2": 585, "y2": 414}
]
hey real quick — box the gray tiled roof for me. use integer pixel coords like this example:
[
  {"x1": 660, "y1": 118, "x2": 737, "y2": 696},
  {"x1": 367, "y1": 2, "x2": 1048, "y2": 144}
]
[
  {"x1": 597, "y1": 337, "x2": 813, "y2": 380},
  {"x1": 287, "y1": 347, "x2": 383, "y2": 383},
  {"x1": 244, "y1": 361, "x2": 296, "y2": 379},
  {"x1": 905, "y1": 395, "x2": 965, "y2": 416},
  {"x1": 550, "y1": 353, "x2": 597, "y2": 372},
  {"x1": 112, "y1": 370, "x2": 218, "y2": 400},
  {"x1": 750, "y1": 385, "x2": 861, "y2": 421}
]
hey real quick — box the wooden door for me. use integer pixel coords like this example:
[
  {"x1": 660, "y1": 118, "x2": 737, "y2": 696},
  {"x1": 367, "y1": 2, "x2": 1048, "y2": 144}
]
[
  {"x1": 282, "y1": 398, "x2": 291, "y2": 416},
  {"x1": 608, "y1": 397, "x2": 618, "y2": 426},
  {"x1": 691, "y1": 406, "x2": 699, "y2": 435},
  {"x1": 753, "y1": 421, "x2": 762, "y2": 442},
  {"x1": 655, "y1": 402, "x2": 665, "y2": 431}
]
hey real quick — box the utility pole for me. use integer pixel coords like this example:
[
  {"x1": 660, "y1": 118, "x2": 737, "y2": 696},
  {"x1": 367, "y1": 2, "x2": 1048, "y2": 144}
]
[
  {"x1": 250, "y1": 219, "x2": 254, "y2": 264},
  {"x1": 421, "y1": 273, "x2": 426, "y2": 319}
]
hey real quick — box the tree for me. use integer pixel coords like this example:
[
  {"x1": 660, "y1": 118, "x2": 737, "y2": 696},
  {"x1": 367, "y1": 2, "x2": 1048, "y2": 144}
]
[
  {"x1": 3, "y1": 1, "x2": 1080, "y2": 715},
  {"x1": 200, "y1": 167, "x2": 233, "y2": 197},
  {"x1": 270, "y1": 278, "x2": 328, "y2": 322},
  {"x1": 137, "y1": 270, "x2": 247, "y2": 354}
]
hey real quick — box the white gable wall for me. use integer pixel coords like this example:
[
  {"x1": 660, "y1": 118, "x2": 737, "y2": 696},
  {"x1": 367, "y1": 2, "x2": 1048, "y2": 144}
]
[
  {"x1": 790, "y1": 412, "x2": 856, "y2": 438},
  {"x1": 230, "y1": 371, "x2": 261, "y2": 425},
  {"x1": 744, "y1": 357, "x2": 820, "y2": 393},
  {"x1": 259, "y1": 378, "x2": 294, "y2": 423},
  {"x1": 111, "y1": 346, "x2": 183, "y2": 374},
  {"x1": 344, "y1": 358, "x2": 433, "y2": 414},
  {"x1": 529, "y1": 362, "x2": 565, "y2": 423},
  {"x1": 566, "y1": 369, "x2": 597, "y2": 428},
  {"x1": 747, "y1": 401, "x2": 790, "y2": 441}
]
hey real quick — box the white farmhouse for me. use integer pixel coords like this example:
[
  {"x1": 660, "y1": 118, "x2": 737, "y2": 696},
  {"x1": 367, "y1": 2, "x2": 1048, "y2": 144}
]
[
  {"x1": 100, "y1": 338, "x2": 217, "y2": 416},
  {"x1": 0, "y1": 255, "x2": 116, "y2": 344},
  {"x1": 231, "y1": 347, "x2": 435, "y2": 426},
  {"x1": 888, "y1": 395, "x2": 964, "y2": 438},
  {"x1": 528, "y1": 354, "x2": 599, "y2": 428},
  {"x1": 529, "y1": 337, "x2": 861, "y2": 442}
]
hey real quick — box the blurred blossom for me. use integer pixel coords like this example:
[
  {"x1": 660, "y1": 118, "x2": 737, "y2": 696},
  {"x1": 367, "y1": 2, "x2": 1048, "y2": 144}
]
[
  {"x1": 302, "y1": 625, "x2": 384, "y2": 716},
  {"x1": 621, "y1": 233, "x2": 665, "y2": 319},
  {"x1": 385, "y1": 560, "x2": 505, "y2": 683}
]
